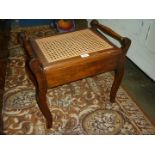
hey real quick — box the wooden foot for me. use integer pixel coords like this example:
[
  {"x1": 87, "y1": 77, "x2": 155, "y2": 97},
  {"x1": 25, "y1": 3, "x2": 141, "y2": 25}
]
[
  {"x1": 110, "y1": 67, "x2": 124, "y2": 103},
  {"x1": 30, "y1": 58, "x2": 53, "y2": 129},
  {"x1": 36, "y1": 93, "x2": 53, "y2": 129}
]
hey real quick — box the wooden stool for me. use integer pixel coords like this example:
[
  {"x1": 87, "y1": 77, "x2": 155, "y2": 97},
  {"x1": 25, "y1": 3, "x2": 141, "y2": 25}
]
[{"x1": 18, "y1": 20, "x2": 131, "y2": 129}]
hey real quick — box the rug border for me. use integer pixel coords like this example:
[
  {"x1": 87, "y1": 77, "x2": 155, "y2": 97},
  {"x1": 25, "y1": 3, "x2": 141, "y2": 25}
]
[{"x1": 120, "y1": 83, "x2": 155, "y2": 127}]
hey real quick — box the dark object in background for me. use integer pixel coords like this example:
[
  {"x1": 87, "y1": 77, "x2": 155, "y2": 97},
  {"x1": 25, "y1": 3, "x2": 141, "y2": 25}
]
[
  {"x1": 11, "y1": 19, "x2": 87, "y2": 31},
  {"x1": 12, "y1": 19, "x2": 53, "y2": 28},
  {"x1": 54, "y1": 19, "x2": 75, "y2": 33}
]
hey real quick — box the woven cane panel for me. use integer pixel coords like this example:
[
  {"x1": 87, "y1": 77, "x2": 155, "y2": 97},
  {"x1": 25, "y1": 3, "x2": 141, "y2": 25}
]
[{"x1": 35, "y1": 29, "x2": 113, "y2": 63}]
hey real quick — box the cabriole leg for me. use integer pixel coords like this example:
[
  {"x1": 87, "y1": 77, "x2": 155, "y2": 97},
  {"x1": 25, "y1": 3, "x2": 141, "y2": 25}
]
[{"x1": 29, "y1": 59, "x2": 52, "y2": 129}]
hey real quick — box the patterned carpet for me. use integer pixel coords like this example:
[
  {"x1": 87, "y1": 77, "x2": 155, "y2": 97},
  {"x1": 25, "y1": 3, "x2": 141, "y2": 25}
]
[{"x1": 2, "y1": 26, "x2": 155, "y2": 135}]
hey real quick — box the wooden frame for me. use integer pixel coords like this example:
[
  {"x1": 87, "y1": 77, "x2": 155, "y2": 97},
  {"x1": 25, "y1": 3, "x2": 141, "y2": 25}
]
[{"x1": 18, "y1": 20, "x2": 131, "y2": 129}]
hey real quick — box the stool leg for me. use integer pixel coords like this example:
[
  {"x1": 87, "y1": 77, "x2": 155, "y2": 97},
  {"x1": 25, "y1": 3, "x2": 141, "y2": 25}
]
[
  {"x1": 110, "y1": 67, "x2": 124, "y2": 103},
  {"x1": 29, "y1": 59, "x2": 53, "y2": 129},
  {"x1": 36, "y1": 88, "x2": 53, "y2": 129},
  {"x1": 25, "y1": 57, "x2": 37, "y2": 87}
]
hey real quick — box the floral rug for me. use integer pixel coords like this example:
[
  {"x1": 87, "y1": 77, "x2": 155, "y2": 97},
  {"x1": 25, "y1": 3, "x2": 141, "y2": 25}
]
[{"x1": 2, "y1": 46, "x2": 155, "y2": 135}]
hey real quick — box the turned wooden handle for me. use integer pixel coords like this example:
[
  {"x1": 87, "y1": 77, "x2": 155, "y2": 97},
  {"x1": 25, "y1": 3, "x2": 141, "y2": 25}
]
[
  {"x1": 90, "y1": 20, "x2": 131, "y2": 52},
  {"x1": 18, "y1": 32, "x2": 36, "y2": 58},
  {"x1": 18, "y1": 32, "x2": 27, "y2": 46}
]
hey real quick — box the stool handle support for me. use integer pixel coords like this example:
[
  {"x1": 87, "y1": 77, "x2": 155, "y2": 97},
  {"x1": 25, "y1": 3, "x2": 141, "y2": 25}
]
[
  {"x1": 18, "y1": 32, "x2": 36, "y2": 58},
  {"x1": 90, "y1": 20, "x2": 131, "y2": 54}
]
